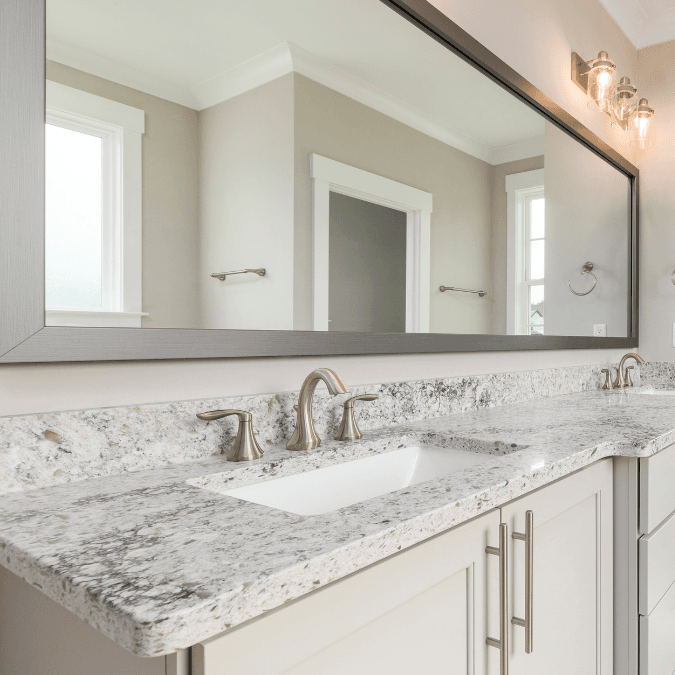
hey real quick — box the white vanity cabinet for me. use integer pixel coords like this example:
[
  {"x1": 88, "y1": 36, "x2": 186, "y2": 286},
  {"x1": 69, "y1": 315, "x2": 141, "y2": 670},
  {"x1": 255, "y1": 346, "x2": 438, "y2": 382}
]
[
  {"x1": 194, "y1": 459, "x2": 614, "y2": 675},
  {"x1": 193, "y1": 509, "x2": 501, "y2": 675},
  {"x1": 502, "y1": 457, "x2": 614, "y2": 675}
]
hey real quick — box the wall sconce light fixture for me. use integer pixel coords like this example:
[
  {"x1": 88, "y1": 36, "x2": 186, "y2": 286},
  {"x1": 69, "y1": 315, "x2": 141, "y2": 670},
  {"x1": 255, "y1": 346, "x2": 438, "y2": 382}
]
[
  {"x1": 630, "y1": 98, "x2": 655, "y2": 148},
  {"x1": 572, "y1": 50, "x2": 655, "y2": 146}
]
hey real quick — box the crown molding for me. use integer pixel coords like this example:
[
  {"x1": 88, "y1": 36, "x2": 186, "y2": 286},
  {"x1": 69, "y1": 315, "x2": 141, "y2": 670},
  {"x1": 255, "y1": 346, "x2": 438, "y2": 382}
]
[
  {"x1": 47, "y1": 38, "x2": 546, "y2": 164},
  {"x1": 191, "y1": 43, "x2": 294, "y2": 110},
  {"x1": 46, "y1": 38, "x2": 200, "y2": 109},
  {"x1": 192, "y1": 41, "x2": 492, "y2": 161},
  {"x1": 488, "y1": 134, "x2": 545, "y2": 165}
]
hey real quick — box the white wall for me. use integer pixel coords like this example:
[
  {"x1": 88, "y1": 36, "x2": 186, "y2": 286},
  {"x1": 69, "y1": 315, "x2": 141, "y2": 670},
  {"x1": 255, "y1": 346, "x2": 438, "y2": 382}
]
[
  {"x1": 637, "y1": 41, "x2": 675, "y2": 361},
  {"x1": 545, "y1": 123, "x2": 630, "y2": 337},
  {"x1": 0, "y1": 0, "x2": 638, "y2": 417}
]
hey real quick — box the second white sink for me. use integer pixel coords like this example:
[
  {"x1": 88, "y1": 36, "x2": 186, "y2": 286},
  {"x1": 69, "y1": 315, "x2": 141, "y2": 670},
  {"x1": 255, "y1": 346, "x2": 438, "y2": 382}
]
[{"x1": 219, "y1": 445, "x2": 492, "y2": 515}]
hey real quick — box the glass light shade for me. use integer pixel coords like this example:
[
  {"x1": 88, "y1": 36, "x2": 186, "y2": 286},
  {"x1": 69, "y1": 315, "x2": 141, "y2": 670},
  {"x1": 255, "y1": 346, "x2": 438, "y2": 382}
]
[
  {"x1": 630, "y1": 98, "x2": 655, "y2": 148},
  {"x1": 613, "y1": 76, "x2": 638, "y2": 123},
  {"x1": 586, "y1": 52, "x2": 616, "y2": 115}
]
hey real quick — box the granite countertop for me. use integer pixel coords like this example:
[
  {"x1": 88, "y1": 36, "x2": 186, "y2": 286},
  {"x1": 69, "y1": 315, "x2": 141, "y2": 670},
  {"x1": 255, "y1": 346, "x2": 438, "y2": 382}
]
[{"x1": 1, "y1": 386, "x2": 675, "y2": 657}]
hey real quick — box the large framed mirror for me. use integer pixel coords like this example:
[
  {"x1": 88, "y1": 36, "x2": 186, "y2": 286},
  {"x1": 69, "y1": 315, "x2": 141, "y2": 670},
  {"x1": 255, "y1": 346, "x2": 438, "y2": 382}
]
[{"x1": 0, "y1": 0, "x2": 638, "y2": 362}]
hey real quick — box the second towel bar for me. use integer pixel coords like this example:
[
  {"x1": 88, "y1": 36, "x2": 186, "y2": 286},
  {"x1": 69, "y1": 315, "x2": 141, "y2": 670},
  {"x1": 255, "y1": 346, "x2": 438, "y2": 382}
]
[{"x1": 440, "y1": 286, "x2": 487, "y2": 297}]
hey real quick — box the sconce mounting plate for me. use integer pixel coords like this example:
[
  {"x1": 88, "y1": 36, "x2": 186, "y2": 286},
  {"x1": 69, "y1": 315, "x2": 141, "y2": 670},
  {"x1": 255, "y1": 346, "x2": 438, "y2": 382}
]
[{"x1": 571, "y1": 52, "x2": 591, "y2": 93}]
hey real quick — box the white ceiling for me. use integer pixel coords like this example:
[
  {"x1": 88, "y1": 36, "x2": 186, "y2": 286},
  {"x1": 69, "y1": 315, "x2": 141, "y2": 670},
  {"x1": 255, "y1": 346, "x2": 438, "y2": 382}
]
[
  {"x1": 46, "y1": 0, "x2": 545, "y2": 164},
  {"x1": 599, "y1": 0, "x2": 675, "y2": 48}
]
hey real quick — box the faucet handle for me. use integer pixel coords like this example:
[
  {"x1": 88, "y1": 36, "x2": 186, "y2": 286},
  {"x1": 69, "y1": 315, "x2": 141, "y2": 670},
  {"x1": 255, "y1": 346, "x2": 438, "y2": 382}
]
[
  {"x1": 197, "y1": 409, "x2": 251, "y2": 422},
  {"x1": 601, "y1": 369, "x2": 614, "y2": 390},
  {"x1": 335, "y1": 394, "x2": 379, "y2": 441},
  {"x1": 625, "y1": 365, "x2": 634, "y2": 387},
  {"x1": 196, "y1": 409, "x2": 264, "y2": 462}
]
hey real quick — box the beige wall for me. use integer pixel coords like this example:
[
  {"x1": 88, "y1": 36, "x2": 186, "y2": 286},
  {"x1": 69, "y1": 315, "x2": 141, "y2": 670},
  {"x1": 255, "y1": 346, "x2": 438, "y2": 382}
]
[
  {"x1": 637, "y1": 41, "x2": 675, "y2": 361},
  {"x1": 0, "y1": 0, "x2": 638, "y2": 417},
  {"x1": 46, "y1": 61, "x2": 201, "y2": 329},
  {"x1": 198, "y1": 74, "x2": 295, "y2": 330},
  {"x1": 545, "y1": 123, "x2": 630, "y2": 337},
  {"x1": 293, "y1": 73, "x2": 493, "y2": 335},
  {"x1": 489, "y1": 155, "x2": 546, "y2": 335}
]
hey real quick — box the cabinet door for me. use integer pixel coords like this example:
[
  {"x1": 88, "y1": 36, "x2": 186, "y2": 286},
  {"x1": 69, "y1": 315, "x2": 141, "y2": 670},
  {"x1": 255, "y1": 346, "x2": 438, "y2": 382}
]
[
  {"x1": 502, "y1": 459, "x2": 613, "y2": 675},
  {"x1": 193, "y1": 509, "x2": 501, "y2": 675}
]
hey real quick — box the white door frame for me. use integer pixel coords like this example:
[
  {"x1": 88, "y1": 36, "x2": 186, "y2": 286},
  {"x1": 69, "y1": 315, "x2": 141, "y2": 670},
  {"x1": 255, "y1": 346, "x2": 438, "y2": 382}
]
[{"x1": 311, "y1": 154, "x2": 432, "y2": 332}]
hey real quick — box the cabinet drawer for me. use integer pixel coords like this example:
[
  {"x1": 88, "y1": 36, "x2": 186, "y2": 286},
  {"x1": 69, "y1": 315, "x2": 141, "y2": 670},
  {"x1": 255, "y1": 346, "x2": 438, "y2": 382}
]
[
  {"x1": 640, "y1": 579, "x2": 675, "y2": 675},
  {"x1": 640, "y1": 443, "x2": 675, "y2": 534},
  {"x1": 639, "y1": 508, "x2": 675, "y2": 615}
]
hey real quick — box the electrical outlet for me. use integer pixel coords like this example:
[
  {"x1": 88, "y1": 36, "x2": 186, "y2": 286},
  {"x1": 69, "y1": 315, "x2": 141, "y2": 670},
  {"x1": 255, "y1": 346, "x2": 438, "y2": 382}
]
[{"x1": 593, "y1": 324, "x2": 607, "y2": 337}]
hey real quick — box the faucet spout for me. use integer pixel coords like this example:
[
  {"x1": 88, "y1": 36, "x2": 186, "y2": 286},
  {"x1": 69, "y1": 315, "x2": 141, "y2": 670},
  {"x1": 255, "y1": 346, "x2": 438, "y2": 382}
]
[
  {"x1": 287, "y1": 368, "x2": 349, "y2": 451},
  {"x1": 614, "y1": 352, "x2": 645, "y2": 388}
]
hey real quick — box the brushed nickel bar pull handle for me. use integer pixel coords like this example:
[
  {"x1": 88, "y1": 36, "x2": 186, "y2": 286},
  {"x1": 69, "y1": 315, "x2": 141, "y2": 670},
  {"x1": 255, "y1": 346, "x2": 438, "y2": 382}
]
[
  {"x1": 512, "y1": 510, "x2": 534, "y2": 654},
  {"x1": 486, "y1": 523, "x2": 509, "y2": 675}
]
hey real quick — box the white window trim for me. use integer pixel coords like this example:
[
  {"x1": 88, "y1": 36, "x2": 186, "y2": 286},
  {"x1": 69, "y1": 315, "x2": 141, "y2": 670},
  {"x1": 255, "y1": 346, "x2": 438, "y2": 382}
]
[
  {"x1": 506, "y1": 169, "x2": 545, "y2": 335},
  {"x1": 310, "y1": 154, "x2": 432, "y2": 333},
  {"x1": 45, "y1": 81, "x2": 145, "y2": 328}
]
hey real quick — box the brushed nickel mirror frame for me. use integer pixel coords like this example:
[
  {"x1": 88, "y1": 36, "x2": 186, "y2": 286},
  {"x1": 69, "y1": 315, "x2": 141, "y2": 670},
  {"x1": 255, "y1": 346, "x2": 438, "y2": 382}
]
[{"x1": 0, "y1": 0, "x2": 638, "y2": 363}]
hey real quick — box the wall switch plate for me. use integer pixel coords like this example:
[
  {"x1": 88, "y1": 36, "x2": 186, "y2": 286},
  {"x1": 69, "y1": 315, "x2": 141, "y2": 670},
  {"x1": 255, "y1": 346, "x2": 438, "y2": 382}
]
[
  {"x1": 593, "y1": 324, "x2": 607, "y2": 337},
  {"x1": 672, "y1": 324, "x2": 675, "y2": 347}
]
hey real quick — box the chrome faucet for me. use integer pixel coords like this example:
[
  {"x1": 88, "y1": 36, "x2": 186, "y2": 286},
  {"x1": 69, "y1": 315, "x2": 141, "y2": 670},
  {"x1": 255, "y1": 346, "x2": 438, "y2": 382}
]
[
  {"x1": 287, "y1": 368, "x2": 349, "y2": 451},
  {"x1": 613, "y1": 352, "x2": 645, "y2": 388}
]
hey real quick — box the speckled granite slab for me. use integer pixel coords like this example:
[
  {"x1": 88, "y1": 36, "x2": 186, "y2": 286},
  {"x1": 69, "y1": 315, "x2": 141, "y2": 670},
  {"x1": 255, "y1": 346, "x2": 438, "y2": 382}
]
[
  {"x1": 0, "y1": 364, "x2": 612, "y2": 494},
  {"x1": 641, "y1": 361, "x2": 675, "y2": 386},
  {"x1": 0, "y1": 386, "x2": 673, "y2": 657}
]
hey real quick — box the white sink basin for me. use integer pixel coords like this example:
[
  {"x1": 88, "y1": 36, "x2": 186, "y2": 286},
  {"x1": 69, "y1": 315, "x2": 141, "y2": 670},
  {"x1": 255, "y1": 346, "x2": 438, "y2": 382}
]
[
  {"x1": 220, "y1": 445, "x2": 491, "y2": 515},
  {"x1": 637, "y1": 388, "x2": 675, "y2": 396}
]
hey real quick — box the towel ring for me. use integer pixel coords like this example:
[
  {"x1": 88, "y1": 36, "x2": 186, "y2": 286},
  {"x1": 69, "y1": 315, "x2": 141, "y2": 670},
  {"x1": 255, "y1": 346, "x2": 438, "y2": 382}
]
[{"x1": 568, "y1": 262, "x2": 597, "y2": 296}]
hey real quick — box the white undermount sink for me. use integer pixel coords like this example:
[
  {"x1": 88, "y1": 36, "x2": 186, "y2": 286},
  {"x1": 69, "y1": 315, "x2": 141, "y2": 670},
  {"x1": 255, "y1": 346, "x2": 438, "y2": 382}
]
[{"x1": 219, "y1": 445, "x2": 492, "y2": 515}]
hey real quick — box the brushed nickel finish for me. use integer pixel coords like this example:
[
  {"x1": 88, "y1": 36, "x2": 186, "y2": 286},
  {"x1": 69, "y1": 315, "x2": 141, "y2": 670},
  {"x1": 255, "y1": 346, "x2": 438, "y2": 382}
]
[
  {"x1": 571, "y1": 51, "x2": 614, "y2": 94},
  {"x1": 335, "y1": 394, "x2": 379, "y2": 441},
  {"x1": 571, "y1": 52, "x2": 592, "y2": 93},
  {"x1": 439, "y1": 286, "x2": 487, "y2": 297},
  {"x1": 601, "y1": 368, "x2": 615, "y2": 390},
  {"x1": 287, "y1": 368, "x2": 349, "y2": 451},
  {"x1": 196, "y1": 409, "x2": 263, "y2": 462},
  {"x1": 625, "y1": 365, "x2": 634, "y2": 387},
  {"x1": 568, "y1": 262, "x2": 597, "y2": 296},
  {"x1": 512, "y1": 510, "x2": 534, "y2": 654},
  {"x1": 486, "y1": 523, "x2": 509, "y2": 674},
  {"x1": 613, "y1": 352, "x2": 645, "y2": 388},
  {"x1": 211, "y1": 268, "x2": 265, "y2": 281}
]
